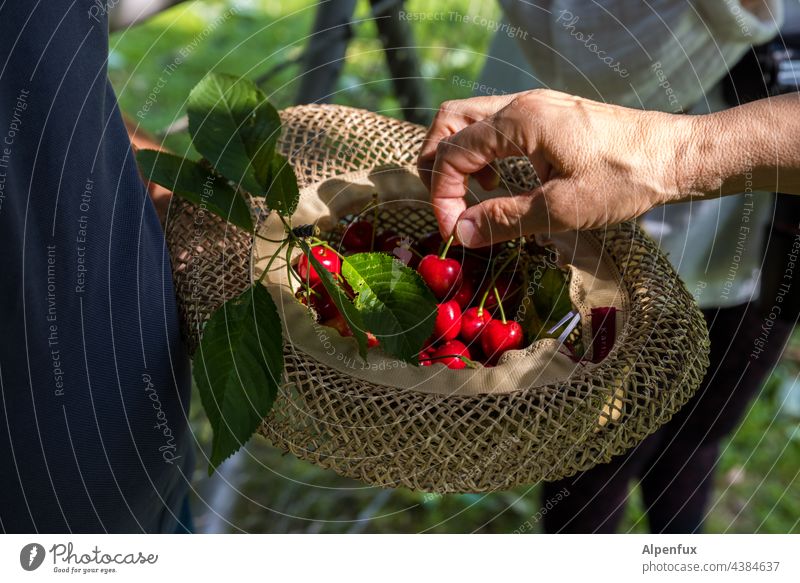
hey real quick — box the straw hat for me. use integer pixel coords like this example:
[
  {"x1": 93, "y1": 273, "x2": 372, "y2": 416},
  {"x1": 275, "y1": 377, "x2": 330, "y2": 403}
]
[{"x1": 166, "y1": 105, "x2": 709, "y2": 492}]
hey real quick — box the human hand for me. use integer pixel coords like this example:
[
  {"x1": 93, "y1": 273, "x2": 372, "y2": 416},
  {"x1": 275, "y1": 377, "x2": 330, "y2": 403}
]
[{"x1": 417, "y1": 89, "x2": 698, "y2": 247}]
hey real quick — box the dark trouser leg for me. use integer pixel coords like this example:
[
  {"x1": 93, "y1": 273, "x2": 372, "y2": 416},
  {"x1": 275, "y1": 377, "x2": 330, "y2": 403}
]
[
  {"x1": 542, "y1": 302, "x2": 791, "y2": 534},
  {"x1": 640, "y1": 441, "x2": 719, "y2": 533},
  {"x1": 541, "y1": 433, "x2": 662, "y2": 533},
  {"x1": 638, "y1": 303, "x2": 792, "y2": 533}
]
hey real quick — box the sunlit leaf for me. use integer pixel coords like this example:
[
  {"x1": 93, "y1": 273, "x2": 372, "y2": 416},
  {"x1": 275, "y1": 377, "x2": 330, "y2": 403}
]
[
  {"x1": 343, "y1": 253, "x2": 437, "y2": 362},
  {"x1": 188, "y1": 73, "x2": 280, "y2": 196}
]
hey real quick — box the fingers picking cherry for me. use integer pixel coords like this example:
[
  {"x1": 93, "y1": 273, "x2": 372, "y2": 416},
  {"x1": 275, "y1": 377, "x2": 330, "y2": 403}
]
[
  {"x1": 481, "y1": 319, "x2": 524, "y2": 365},
  {"x1": 418, "y1": 255, "x2": 463, "y2": 299}
]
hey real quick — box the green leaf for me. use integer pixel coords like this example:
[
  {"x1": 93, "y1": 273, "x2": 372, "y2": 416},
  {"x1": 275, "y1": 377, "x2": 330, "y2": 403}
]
[
  {"x1": 187, "y1": 73, "x2": 281, "y2": 196},
  {"x1": 265, "y1": 153, "x2": 299, "y2": 216},
  {"x1": 520, "y1": 296, "x2": 546, "y2": 343},
  {"x1": 297, "y1": 241, "x2": 368, "y2": 359},
  {"x1": 342, "y1": 253, "x2": 437, "y2": 362},
  {"x1": 533, "y1": 266, "x2": 572, "y2": 323},
  {"x1": 136, "y1": 149, "x2": 253, "y2": 232},
  {"x1": 194, "y1": 284, "x2": 284, "y2": 473}
]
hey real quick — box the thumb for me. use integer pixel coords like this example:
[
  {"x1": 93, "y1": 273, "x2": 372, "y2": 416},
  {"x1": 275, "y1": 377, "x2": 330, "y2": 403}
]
[{"x1": 453, "y1": 181, "x2": 570, "y2": 247}]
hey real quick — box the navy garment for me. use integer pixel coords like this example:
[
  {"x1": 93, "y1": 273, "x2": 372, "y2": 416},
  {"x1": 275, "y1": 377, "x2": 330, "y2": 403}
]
[{"x1": 0, "y1": 2, "x2": 192, "y2": 532}]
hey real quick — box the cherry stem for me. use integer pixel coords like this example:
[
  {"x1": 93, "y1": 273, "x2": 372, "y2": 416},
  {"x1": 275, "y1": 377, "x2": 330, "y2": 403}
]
[
  {"x1": 285, "y1": 244, "x2": 305, "y2": 288},
  {"x1": 407, "y1": 244, "x2": 425, "y2": 259},
  {"x1": 477, "y1": 249, "x2": 520, "y2": 313},
  {"x1": 494, "y1": 286, "x2": 508, "y2": 324},
  {"x1": 439, "y1": 234, "x2": 455, "y2": 259},
  {"x1": 255, "y1": 233, "x2": 287, "y2": 244},
  {"x1": 278, "y1": 213, "x2": 292, "y2": 230},
  {"x1": 257, "y1": 239, "x2": 290, "y2": 285}
]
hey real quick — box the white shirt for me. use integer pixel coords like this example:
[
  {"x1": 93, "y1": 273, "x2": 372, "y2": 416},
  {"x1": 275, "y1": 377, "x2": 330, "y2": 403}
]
[{"x1": 480, "y1": 0, "x2": 786, "y2": 308}]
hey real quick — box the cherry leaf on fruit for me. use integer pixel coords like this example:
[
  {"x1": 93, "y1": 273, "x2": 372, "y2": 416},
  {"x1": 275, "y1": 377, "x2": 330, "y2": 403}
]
[
  {"x1": 194, "y1": 284, "x2": 283, "y2": 474},
  {"x1": 265, "y1": 153, "x2": 299, "y2": 216},
  {"x1": 297, "y1": 241, "x2": 368, "y2": 359},
  {"x1": 136, "y1": 150, "x2": 253, "y2": 232},
  {"x1": 342, "y1": 253, "x2": 437, "y2": 362},
  {"x1": 187, "y1": 73, "x2": 280, "y2": 196}
]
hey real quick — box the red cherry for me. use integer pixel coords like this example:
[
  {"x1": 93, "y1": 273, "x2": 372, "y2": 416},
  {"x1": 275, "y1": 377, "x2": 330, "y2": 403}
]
[
  {"x1": 418, "y1": 255, "x2": 463, "y2": 299},
  {"x1": 432, "y1": 300, "x2": 462, "y2": 343},
  {"x1": 375, "y1": 229, "x2": 399, "y2": 250},
  {"x1": 342, "y1": 220, "x2": 374, "y2": 252},
  {"x1": 415, "y1": 231, "x2": 443, "y2": 256},
  {"x1": 430, "y1": 340, "x2": 471, "y2": 369},
  {"x1": 482, "y1": 273, "x2": 520, "y2": 313},
  {"x1": 460, "y1": 307, "x2": 492, "y2": 344},
  {"x1": 377, "y1": 234, "x2": 402, "y2": 252},
  {"x1": 323, "y1": 312, "x2": 352, "y2": 338},
  {"x1": 451, "y1": 280, "x2": 477, "y2": 310},
  {"x1": 480, "y1": 319, "x2": 524, "y2": 365},
  {"x1": 418, "y1": 349, "x2": 433, "y2": 367},
  {"x1": 470, "y1": 242, "x2": 505, "y2": 259},
  {"x1": 460, "y1": 254, "x2": 490, "y2": 280},
  {"x1": 376, "y1": 231, "x2": 416, "y2": 266},
  {"x1": 309, "y1": 284, "x2": 339, "y2": 321},
  {"x1": 296, "y1": 246, "x2": 342, "y2": 287}
]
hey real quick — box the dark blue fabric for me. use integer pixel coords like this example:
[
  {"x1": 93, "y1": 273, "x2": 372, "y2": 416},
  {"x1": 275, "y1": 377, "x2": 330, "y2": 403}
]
[{"x1": 0, "y1": 2, "x2": 192, "y2": 532}]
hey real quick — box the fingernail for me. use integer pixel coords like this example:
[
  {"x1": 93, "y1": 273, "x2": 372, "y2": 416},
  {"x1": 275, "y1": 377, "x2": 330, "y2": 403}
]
[{"x1": 456, "y1": 219, "x2": 481, "y2": 248}]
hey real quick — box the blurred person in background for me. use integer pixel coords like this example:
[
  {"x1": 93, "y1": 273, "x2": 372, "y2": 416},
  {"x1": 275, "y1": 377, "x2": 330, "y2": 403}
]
[{"x1": 471, "y1": 0, "x2": 798, "y2": 533}]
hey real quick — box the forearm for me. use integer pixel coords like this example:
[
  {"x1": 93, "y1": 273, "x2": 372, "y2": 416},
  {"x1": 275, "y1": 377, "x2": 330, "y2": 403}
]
[{"x1": 682, "y1": 93, "x2": 800, "y2": 198}]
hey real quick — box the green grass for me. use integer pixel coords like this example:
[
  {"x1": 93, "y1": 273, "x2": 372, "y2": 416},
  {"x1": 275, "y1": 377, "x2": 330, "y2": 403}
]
[{"x1": 110, "y1": 0, "x2": 800, "y2": 533}]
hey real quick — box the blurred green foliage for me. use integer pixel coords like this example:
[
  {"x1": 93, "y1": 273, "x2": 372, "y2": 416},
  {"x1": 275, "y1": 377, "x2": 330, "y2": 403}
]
[
  {"x1": 110, "y1": 0, "x2": 800, "y2": 533},
  {"x1": 110, "y1": 0, "x2": 497, "y2": 151}
]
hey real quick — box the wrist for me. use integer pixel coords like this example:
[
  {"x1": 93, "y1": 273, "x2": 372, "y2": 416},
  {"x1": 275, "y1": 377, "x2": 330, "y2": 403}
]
[
  {"x1": 672, "y1": 113, "x2": 720, "y2": 201},
  {"x1": 677, "y1": 109, "x2": 776, "y2": 199}
]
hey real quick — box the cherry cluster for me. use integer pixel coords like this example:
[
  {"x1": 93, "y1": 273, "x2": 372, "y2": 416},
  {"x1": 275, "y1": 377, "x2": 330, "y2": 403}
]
[{"x1": 295, "y1": 218, "x2": 528, "y2": 369}]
